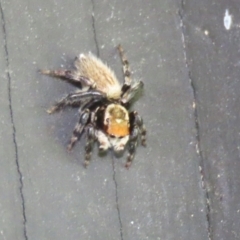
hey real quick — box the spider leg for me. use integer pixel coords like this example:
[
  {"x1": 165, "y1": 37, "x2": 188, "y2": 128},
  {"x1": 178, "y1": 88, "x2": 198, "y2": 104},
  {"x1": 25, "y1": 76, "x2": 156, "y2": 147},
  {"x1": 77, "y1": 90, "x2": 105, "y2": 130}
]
[
  {"x1": 40, "y1": 69, "x2": 96, "y2": 89},
  {"x1": 125, "y1": 125, "x2": 139, "y2": 169},
  {"x1": 67, "y1": 109, "x2": 91, "y2": 151},
  {"x1": 80, "y1": 98, "x2": 103, "y2": 112},
  {"x1": 121, "y1": 81, "x2": 144, "y2": 104},
  {"x1": 84, "y1": 125, "x2": 96, "y2": 167},
  {"x1": 132, "y1": 111, "x2": 147, "y2": 146},
  {"x1": 47, "y1": 92, "x2": 82, "y2": 114},
  {"x1": 117, "y1": 44, "x2": 132, "y2": 92},
  {"x1": 125, "y1": 111, "x2": 146, "y2": 168},
  {"x1": 47, "y1": 91, "x2": 105, "y2": 114}
]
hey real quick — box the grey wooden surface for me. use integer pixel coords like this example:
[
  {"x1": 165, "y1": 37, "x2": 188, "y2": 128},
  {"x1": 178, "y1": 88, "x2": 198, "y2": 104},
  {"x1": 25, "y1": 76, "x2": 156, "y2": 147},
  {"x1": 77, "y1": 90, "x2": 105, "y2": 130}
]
[{"x1": 0, "y1": 0, "x2": 239, "y2": 239}]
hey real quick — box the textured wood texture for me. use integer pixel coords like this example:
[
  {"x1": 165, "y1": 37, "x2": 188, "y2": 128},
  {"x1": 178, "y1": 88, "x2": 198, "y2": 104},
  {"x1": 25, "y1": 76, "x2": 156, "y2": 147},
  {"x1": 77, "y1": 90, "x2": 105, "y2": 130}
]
[{"x1": 1, "y1": 0, "x2": 238, "y2": 239}]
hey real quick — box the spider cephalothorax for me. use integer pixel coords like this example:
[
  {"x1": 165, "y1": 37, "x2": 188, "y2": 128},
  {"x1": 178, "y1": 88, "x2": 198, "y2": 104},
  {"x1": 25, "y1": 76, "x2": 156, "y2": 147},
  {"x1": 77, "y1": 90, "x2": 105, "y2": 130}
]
[
  {"x1": 104, "y1": 104, "x2": 130, "y2": 137},
  {"x1": 41, "y1": 45, "x2": 146, "y2": 168}
]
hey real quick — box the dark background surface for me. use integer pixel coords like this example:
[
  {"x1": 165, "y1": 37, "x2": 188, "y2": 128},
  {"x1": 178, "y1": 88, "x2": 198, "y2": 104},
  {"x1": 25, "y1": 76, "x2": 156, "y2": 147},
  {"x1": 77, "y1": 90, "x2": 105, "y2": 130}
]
[{"x1": 0, "y1": 0, "x2": 239, "y2": 239}]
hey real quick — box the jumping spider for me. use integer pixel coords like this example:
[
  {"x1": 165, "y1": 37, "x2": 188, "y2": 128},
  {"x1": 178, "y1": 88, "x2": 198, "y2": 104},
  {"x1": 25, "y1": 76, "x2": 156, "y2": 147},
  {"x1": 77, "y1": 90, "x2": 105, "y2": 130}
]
[{"x1": 41, "y1": 45, "x2": 146, "y2": 168}]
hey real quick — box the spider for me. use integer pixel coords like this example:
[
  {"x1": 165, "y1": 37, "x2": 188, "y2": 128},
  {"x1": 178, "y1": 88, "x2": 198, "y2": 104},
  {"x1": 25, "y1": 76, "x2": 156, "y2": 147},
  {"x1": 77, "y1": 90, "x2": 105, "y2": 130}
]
[{"x1": 41, "y1": 45, "x2": 146, "y2": 168}]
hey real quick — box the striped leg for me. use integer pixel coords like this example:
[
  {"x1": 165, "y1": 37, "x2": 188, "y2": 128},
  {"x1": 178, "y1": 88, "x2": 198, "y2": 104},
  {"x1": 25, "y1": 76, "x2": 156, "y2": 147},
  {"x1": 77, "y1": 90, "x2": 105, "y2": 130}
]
[
  {"x1": 130, "y1": 111, "x2": 147, "y2": 146},
  {"x1": 67, "y1": 109, "x2": 90, "y2": 151},
  {"x1": 40, "y1": 69, "x2": 96, "y2": 88},
  {"x1": 121, "y1": 81, "x2": 144, "y2": 104},
  {"x1": 117, "y1": 44, "x2": 132, "y2": 92},
  {"x1": 47, "y1": 91, "x2": 105, "y2": 114},
  {"x1": 125, "y1": 126, "x2": 139, "y2": 169},
  {"x1": 134, "y1": 111, "x2": 147, "y2": 146},
  {"x1": 126, "y1": 111, "x2": 147, "y2": 168},
  {"x1": 84, "y1": 125, "x2": 96, "y2": 167},
  {"x1": 47, "y1": 92, "x2": 82, "y2": 114}
]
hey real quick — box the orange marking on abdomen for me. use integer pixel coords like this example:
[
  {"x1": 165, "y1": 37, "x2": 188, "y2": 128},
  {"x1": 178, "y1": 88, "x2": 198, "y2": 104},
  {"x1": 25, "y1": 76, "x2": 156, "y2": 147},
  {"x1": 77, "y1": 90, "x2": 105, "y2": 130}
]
[{"x1": 106, "y1": 121, "x2": 129, "y2": 137}]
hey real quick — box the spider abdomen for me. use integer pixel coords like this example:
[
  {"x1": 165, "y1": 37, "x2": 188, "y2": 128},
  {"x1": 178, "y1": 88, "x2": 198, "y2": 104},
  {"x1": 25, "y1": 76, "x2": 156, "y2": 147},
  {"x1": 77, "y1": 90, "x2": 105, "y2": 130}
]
[{"x1": 77, "y1": 53, "x2": 122, "y2": 99}]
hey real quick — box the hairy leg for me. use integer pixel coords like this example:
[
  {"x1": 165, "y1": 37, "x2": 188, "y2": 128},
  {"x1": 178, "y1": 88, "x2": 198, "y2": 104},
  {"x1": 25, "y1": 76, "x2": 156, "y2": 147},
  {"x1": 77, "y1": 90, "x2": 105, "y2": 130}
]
[
  {"x1": 40, "y1": 69, "x2": 96, "y2": 89},
  {"x1": 67, "y1": 109, "x2": 90, "y2": 151},
  {"x1": 95, "y1": 130, "x2": 111, "y2": 152},
  {"x1": 121, "y1": 81, "x2": 144, "y2": 104},
  {"x1": 125, "y1": 126, "x2": 139, "y2": 169},
  {"x1": 133, "y1": 111, "x2": 146, "y2": 146},
  {"x1": 47, "y1": 91, "x2": 105, "y2": 114},
  {"x1": 47, "y1": 92, "x2": 82, "y2": 114},
  {"x1": 84, "y1": 125, "x2": 96, "y2": 167},
  {"x1": 80, "y1": 98, "x2": 102, "y2": 112},
  {"x1": 117, "y1": 44, "x2": 132, "y2": 91},
  {"x1": 130, "y1": 111, "x2": 147, "y2": 146},
  {"x1": 125, "y1": 111, "x2": 147, "y2": 168}
]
